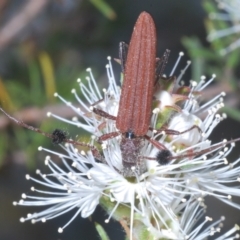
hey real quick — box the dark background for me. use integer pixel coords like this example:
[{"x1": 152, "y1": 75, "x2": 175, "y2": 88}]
[{"x1": 0, "y1": 0, "x2": 240, "y2": 239}]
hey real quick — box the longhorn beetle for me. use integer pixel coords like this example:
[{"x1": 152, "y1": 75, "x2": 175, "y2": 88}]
[{"x1": 92, "y1": 12, "x2": 200, "y2": 176}]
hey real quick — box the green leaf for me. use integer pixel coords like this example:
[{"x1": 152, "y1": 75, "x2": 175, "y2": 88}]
[
  {"x1": 222, "y1": 106, "x2": 240, "y2": 121},
  {"x1": 203, "y1": 0, "x2": 217, "y2": 13},
  {"x1": 0, "y1": 132, "x2": 8, "y2": 167},
  {"x1": 90, "y1": 0, "x2": 116, "y2": 20},
  {"x1": 95, "y1": 222, "x2": 110, "y2": 240},
  {"x1": 28, "y1": 60, "x2": 44, "y2": 105},
  {"x1": 226, "y1": 50, "x2": 240, "y2": 68}
]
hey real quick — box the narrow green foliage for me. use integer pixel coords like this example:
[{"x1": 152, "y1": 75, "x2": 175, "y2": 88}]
[
  {"x1": 226, "y1": 50, "x2": 240, "y2": 68},
  {"x1": 95, "y1": 222, "x2": 110, "y2": 240},
  {"x1": 0, "y1": 132, "x2": 8, "y2": 166},
  {"x1": 39, "y1": 52, "x2": 56, "y2": 103},
  {"x1": 203, "y1": 0, "x2": 216, "y2": 13},
  {"x1": 28, "y1": 60, "x2": 43, "y2": 105},
  {"x1": 223, "y1": 107, "x2": 240, "y2": 121},
  {"x1": 100, "y1": 195, "x2": 131, "y2": 221},
  {"x1": 90, "y1": 0, "x2": 116, "y2": 20},
  {"x1": 182, "y1": 37, "x2": 206, "y2": 81}
]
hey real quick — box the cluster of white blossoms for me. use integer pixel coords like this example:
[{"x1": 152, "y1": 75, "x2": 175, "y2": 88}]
[
  {"x1": 207, "y1": 0, "x2": 240, "y2": 55},
  {"x1": 13, "y1": 54, "x2": 240, "y2": 240}
]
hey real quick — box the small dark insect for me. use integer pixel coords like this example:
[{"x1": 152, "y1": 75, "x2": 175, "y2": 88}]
[{"x1": 52, "y1": 129, "x2": 67, "y2": 145}]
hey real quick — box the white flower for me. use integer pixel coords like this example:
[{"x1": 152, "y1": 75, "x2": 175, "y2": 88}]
[
  {"x1": 13, "y1": 55, "x2": 240, "y2": 239},
  {"x1": 207, "y1": 0, "x2": 240, "y2": 55}
]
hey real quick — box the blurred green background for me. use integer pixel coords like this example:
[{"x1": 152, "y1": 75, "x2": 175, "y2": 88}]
[{"x1": 0, "y1": 0, "x2": 240, "y2": 239}]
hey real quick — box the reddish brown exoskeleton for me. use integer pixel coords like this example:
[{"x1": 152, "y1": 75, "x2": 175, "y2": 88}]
[
  {"x1": 114, "y1": 12, "x2": 158, "y2": 175},
  {"x1": 92, "y1": 12, "x2": 159, "y2": 176},
  {"x1": 92, "y1": 12, "x2": 203, "y2": 176}
]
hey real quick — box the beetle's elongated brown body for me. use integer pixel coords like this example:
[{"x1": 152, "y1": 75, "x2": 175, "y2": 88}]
[
  {"x1": 95, "y1": 14, "x2": 201, "y2": 175},
  {"x1": 116, "y1": 12, "x2": 156, "y2": 136},
  {"x1": 93, "y1": 12, "x2": 173, "y2": 176},
  {"x1": 112, "y1": 12, "x2": 157, "y2": 176}
]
